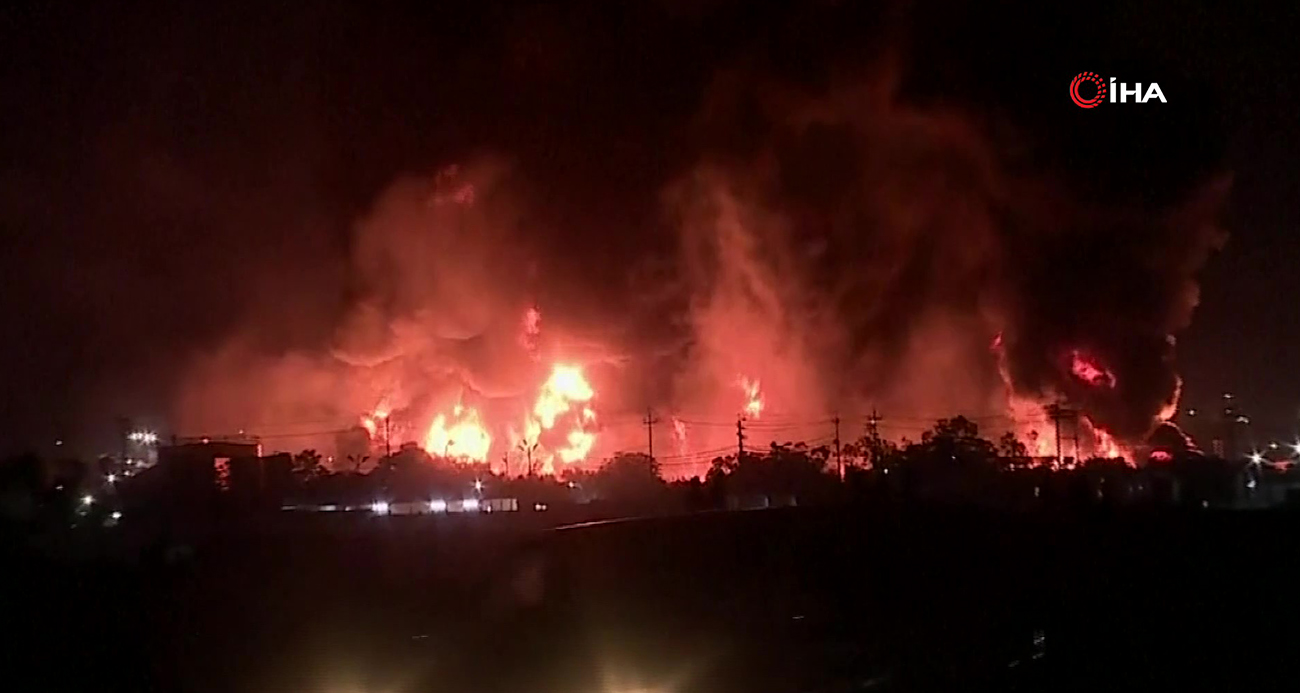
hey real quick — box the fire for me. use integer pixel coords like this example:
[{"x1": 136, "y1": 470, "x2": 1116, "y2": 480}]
[
  {"x1": 1069, "y1": 350, "x2": 1116, "y2": 388},
  {"x1": 671, "y1": 416, "x2": 689, "y2": 454},
  {"x1": 535, "y1": 364, "x2": 595, "y2": 427},
  {"x1": 521, "y1": 306, "x2": 542, "y2": 360},
  {"x1": 424, "y1": 403, "x2": 492, "y2": 462},
  {"x1": 518, "y1": 362, "x2": 600, "y2": 473},
  {"x1": 739, "y1": 376, "x2": 764, "y2": 419},
  {"x1": 560, "y1": 429, "x2": 596, "y2": 463},
  {"x1": 1091, "y1": 425, "x2": 1123, "y2": 460}
]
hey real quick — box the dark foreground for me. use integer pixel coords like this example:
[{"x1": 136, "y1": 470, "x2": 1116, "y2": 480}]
[{"x1": 5, "y1": 506, "x2": 1299, "y2": 692}]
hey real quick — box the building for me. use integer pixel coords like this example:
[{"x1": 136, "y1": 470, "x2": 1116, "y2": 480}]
[{"x1": 155, "y1": 438, "x2": 291, "y2": 516}]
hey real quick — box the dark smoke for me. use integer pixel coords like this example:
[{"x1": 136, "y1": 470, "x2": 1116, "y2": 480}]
[{"x1": 667, "y1": 70, "x2": 1228, "y2": 446}]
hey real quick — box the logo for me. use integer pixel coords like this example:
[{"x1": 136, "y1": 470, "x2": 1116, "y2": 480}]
[
  {"x1": 1070, "y1": 72, "x2": 1107, "y2": 108},
  {"x1": 1070, "y1": 72, "x2": 1166, "y2": 108}
]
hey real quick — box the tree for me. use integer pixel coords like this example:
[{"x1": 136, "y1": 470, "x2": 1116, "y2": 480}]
[
  {"x1": 912, "y1": 416, "x2": 998, "y2": 463},
  {"x1": 292, "y1": 449, "x2": 326, "y2": 477},
  {"x1": 998, "y1": 432, "x2": 1032, "y2": 470},
  {"x1": 587, "y1": 452, "x2": 665, "y2": 503}
]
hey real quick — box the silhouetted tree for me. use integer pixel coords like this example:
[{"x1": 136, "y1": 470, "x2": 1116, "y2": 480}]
[
  {"x1": 581, "y1": 452, "x2": 666, "y2": 504},
  {"x1": 292, "y1": 449, "x2": 326, "y2": 477}
]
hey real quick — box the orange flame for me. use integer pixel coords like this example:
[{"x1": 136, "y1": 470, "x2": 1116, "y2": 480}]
[
  {"x1": 521, "y1": 306, "x2": 542, "y2": 360},
  {"x1": 671, "y1": 416, "x2": 689, "y2": 455},
  {"x1": 739, "y1": 376, "x2": 764, "y2": 419},
  {"x1": 424, "y1": 403, "x2": 492, "y2": 462},
  {"x1": 534, "y1": 364, "x2": 595, "y2": 427},
  {"x1": 1069, "y1": 350, "x2": 1116, "y2": 388},
  {"x1": 520, "y1": 363, "x2": 599, "y2": 472}
]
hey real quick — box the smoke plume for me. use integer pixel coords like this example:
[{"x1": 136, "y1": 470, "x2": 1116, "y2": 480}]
[{"x1": 173, "y1": 66, "x2": 1226, "y2": 467}]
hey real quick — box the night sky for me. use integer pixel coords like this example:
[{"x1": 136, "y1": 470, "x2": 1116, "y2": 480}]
[{"x1": 1, "y1": 1, "x2": 1297, "y2": 456}]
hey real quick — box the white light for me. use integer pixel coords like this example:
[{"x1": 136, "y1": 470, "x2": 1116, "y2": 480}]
[
  {"x1": 534, "y1": 502, "x2": 548, "y2": 511},
  {"x1": 473, "y1": 480, "x2": 484, "y2": 492},
  {"x1": 130, "y1": 430, "x2": 158, "y2": 445},
  {"x1": 81, "y1": 494, "x2": 94, "y2": 506},
  {"x1": 110, "y1": 511, "x2": 122, "y2": 520},
  {"x1": 428, "y1": 499, "x2": 447, "y2": 513},
  {"x1": 462, "y1": 498, "x2": 480, "y2": 511},
  {"x1": 371, "y1": 501, "x2": 390, "y2": 515},
  {"x1": 1291, "y1": 443, "x2": 1300, "y2": 456},
  {"x1": 106, "y1": 473, "x2": 117, "y2": 484},
  {"x1": 1249, "y1": 452, "x2": 1264, "y2": 464}
]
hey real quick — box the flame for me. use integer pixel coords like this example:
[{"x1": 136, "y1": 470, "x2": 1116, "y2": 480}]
[
  {"x1": 424, "y1": 403, "x2": 492, "y2": 462},
  {"x1": 1091, "y1": 425, "x2": 1124, "y2": 460},
  {"x1": 535, "y1": 364, "x2": 595, "y2": 427},
  {"x1": 1069, "y1": 350, "x2": 1116, "y2": 388},
  {"x1": 517, "y1": 362, "x2": 600, "y2": 473},
  {"x1": 671, "y1": 416, "x2": 689, "y2": 455},
  {"x1": 559, "y1": 429, "x2": 596, "y2": 463},
  {"x1": 521, "y1": 306, "x2": 542, "y2": 360},
  {"x1": 739, "y1": 376, "x2": 764, "y2": 419}
]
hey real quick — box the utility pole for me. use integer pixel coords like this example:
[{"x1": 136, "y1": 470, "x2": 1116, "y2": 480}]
[
  {"x1": 1047, "y1": 404, "x2": 1078, "y2": 467},
  {"x1": 518, "y1": 440, "x2": 538, "y2": 477},
  {"x1": 867, "y1": 408, "x2": 883, "y2": 443},
  {"x1": 383, "y1": 415, "x2": 392, "y2": 458},
  {"x1": 500, "y1": 451, "x2": 509, "y2": 478},
  {"x1": 833, "y1": 415, "x2": 843, "y2": 480},
  {"x1": 644, "y1": 409, "x2": 659, "y2": 459},
  {"x1": 736, "y1": 415, "x2": 746, "y2": 462}
]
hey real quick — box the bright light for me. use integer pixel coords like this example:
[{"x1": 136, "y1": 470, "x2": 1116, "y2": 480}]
[
  {"x1": 1291, "y1": 442, "x2": 1300, "y2": 456},
  {"x1": 1249, "y1": 452, "x2": 1264, "y2": 464},
  {"x1": 129, "y1": 430, "x2": 159, "y2": 445},
  {"x1": 371, "y1": 501, "x2": 390, "y2": 515},
  {"x1": 739, "y1": 376, "x2": 764, "y2": 419},
  {"x1": 462, "y1": 498, "x2": 480, "y2": 511},
  {"x1": 428, "y1": 499, "x2": 447, "y2": 513},
  {"x1": 424, "y1": 405, "x2": 492, "y2": 462},
  {"x1": 81, "y1": 494, "x2": 94, "y2": 506},
  {"x1": 110, "y1": 511, "x2": 122, "y2": 520},
  {"x1": 106, "y1": 473, "x2": 116, "y2": 484},
  {"x1": 473, "y1": 480, "x2": 484, "y2": 492}
]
